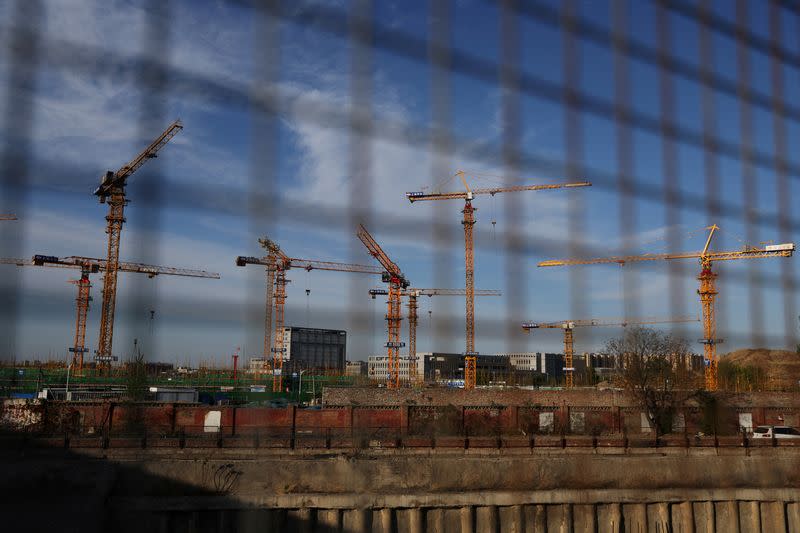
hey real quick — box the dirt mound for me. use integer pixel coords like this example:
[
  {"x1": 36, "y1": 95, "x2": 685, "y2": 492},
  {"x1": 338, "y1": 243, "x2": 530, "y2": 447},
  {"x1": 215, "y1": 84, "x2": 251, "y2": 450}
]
[{"x1": 720, "y1": 348, "x2": 800, "y2": 389}]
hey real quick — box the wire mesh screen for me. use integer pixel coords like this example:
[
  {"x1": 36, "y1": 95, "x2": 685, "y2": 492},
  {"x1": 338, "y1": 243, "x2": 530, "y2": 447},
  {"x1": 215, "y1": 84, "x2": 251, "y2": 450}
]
[{"x1": 0, "y1": 0, "x2": 798, "y2": 368}]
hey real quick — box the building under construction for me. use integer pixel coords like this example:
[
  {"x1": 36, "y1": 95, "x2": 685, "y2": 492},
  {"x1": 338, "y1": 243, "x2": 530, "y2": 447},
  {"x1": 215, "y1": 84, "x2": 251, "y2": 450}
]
[{"x1": 282, "y1": 327, "x2": 347, "y2": 375}]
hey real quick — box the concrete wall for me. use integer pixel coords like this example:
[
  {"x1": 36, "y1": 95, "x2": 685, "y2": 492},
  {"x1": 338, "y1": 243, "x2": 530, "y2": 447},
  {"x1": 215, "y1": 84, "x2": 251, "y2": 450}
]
[
  {"x1": 323, "y1": 387, "x2": 800, "y2": 409},
  {"x1": 105, "y1": 501, "x2": 800, "y2": 533},
  {"x1": 2, "y1": 446, "x2": 799, "y2": 532}
]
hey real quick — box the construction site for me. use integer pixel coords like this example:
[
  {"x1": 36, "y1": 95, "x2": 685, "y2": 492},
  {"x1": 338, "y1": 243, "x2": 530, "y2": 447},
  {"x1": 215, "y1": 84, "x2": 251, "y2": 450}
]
[{"x1": 2, "y1": 1, "x2": 800, "y2": 532}]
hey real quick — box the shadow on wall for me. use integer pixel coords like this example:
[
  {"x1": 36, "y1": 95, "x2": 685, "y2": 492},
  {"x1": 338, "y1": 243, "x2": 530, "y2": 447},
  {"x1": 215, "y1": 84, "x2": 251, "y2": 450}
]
[{"x1": 0, "y1": 427, "x2": 331, "y2": 533}]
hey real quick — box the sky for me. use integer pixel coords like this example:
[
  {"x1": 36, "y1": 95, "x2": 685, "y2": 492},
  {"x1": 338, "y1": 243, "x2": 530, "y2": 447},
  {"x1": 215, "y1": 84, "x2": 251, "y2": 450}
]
[{"x1": 0, "y1": 0, "x2": 799, "y2": 365}]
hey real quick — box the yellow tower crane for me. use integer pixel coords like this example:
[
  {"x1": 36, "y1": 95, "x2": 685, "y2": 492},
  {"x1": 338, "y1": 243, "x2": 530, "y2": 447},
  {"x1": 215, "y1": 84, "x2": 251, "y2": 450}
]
[
  {"x1": 92, "y1": 120, "x2": 183, "y2": 366},
  {"x1": 522, "y1": 316, "x2": 699, "y2": 388},
  {"x1": 406, "y1": 171, "x2": 590, "y2": 389},
  {"x1": 538, "y1": 225, "x2": 795, "y2": 390},
  {"x1": 357, "y1": 224, "x2": 410, "y2": 389},
  {"x1": 2, "y1": 254, "x2": 219, "y2": 371},
  {"x1": 369, "y1": 287, "x2": 501, "y2": 385},
  {"x1": 236, "y1": 238, "x2": 384, "y2": 392}
]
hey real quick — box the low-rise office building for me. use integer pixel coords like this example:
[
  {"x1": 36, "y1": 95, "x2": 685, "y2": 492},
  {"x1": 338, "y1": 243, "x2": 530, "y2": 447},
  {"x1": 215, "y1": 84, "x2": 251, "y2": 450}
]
[
  {"x1": 420, "y1": 352, "x2": 512, "y2": 383},
  {"x1": 345, "y1": 360, "x2": 368, "y2": 377},
  {"x1": 503, "y1": 353, "x2": 539, "y2": 372},
  {"x1": 367, "y1": 354, "x2": 424, "y2": 383}
]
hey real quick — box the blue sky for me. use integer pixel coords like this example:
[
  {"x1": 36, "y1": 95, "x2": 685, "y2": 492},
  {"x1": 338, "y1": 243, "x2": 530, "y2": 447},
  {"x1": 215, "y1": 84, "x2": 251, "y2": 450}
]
[{"x1": 1, "y1": 0, "x2": 798, "y2": 364}]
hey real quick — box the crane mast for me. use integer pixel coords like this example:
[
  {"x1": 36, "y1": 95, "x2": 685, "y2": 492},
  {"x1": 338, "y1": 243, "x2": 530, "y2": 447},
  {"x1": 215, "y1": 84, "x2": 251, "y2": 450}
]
[
  {"x1": 697, "y1": 256, "x2": 720, "y2": 390},
  {"x1": 69, "y1": 265, "x2": 94, "y2": 369},
  {"x1": 272, "y1": 269, "x2": 289, "y2": 392},
  {"x1": 406, "y1": 170, "x2": 590, "y2": 389},
  {"x1": 537, "y1": 225, "x2": 795, "y2": 390},
  {"x1": 237, "y1": 239, "x2": 384, "y2": 392},
  {"x1": 462, "y1": 197, "x2": 477, "y2": 385},
  {"x1": 94, "y1": 120, "x2": 183, "y2": 366},
  {"x1": 264, "y1": 255, "x2": 276, "y2": 369},
  {"x1": 261, "y1": 239, "x2": 289, "y2": 393},
  {"x1": 405, "y1": 292, "x2": 420, "y2": 383},
  {"x1": 370, "y1": 287, "x2": 501, "y2": 385},
  {"x1": 357, "y1": 224, "x2": 409, "y2": 389}
]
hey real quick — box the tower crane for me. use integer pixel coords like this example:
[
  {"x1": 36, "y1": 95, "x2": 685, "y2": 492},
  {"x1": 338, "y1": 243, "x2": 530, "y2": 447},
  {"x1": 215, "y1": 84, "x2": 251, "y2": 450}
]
[
  {"x1": 369, "y1": 287, "x2": 502, "y2": 384},
  {"x1": 357, "y1": 224, "x2": 410, "y2": 389},
  {"x1": 538, "y1": 225, "x2": 795, "y2": 390},
  {"x1": 406, "y1": 170, "x2": 591, "y2": 389},
  {"x1": 2, "y1": 254, "x2": 219, "y2": 371},
  {"x1": 93, "y1": 120, "x2": 183, "y2": 365},
  {"x1": 237, "y1": 250, "x2": 277, "y2": 375},
  {"x1": 522, "y1": 316, "x2": 699, "y2": 388},
  {"x1": 236, "y1": 238, "x2": 384, "y2": 392}
]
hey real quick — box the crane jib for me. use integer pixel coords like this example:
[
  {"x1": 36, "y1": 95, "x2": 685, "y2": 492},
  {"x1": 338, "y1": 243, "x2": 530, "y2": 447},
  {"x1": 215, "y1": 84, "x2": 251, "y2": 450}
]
[{"x1": 94, "y1": 120, "x2": 183, "y2": 198}]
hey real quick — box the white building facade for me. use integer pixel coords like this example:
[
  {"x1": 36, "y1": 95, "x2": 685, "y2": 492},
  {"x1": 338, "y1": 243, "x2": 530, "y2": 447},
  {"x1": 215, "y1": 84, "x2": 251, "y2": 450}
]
[
  {"x1": 502, "y1": 353, "x2": 539, "y2": 372},
  {"x1": 282, "y1": 327, "x2": 292, "y2": 360},
  {"x1": 247, "y1": 357, "x2": 270, "y2": 373},
  {"x1": 368, "y1": 354, "x2": 425, "y2": 383}
]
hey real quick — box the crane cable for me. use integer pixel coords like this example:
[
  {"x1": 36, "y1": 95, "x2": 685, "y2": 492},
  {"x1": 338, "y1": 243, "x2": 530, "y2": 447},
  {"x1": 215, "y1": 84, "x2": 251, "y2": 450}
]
[
  {"x1": 370, "y1": 294, "x2": 376, "y2": 356},
  {"x1": 491, "y1": 193, "x2": 497, "y2": 247},
  {"x1": 304, "y1": 270, "x2": 310, "y2": 327}
]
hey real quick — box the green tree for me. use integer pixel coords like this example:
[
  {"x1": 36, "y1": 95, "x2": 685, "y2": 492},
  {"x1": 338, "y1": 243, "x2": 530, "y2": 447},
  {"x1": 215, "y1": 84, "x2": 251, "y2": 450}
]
[{"x1": 717, "y1": 361, "x2": 765, "y2": 392}]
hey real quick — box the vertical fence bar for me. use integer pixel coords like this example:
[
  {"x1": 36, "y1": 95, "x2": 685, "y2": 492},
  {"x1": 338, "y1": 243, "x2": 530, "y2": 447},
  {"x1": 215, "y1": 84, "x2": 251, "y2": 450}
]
[
  {"x1": 500, "y1": 0, "x2": 524, "y2": 353},
  {"x1": 348, "y1": 0, "x2": 375, "y2": 357},
  {"x1": 428, "y1": 0, "x2": 455, "y2": 357},
  {"x1": 735, "y1": 0, "x2": 764, "y2": 347},
  {"x1": 128, "y1": 0, "x2": 174, "y2": 364},
  {"x1": 767, "y1": 0, "x2": 798, "y2": 349},
  {"x1": 562, "y1": 0, "x2": 588, "y2": 336},
  {"x1": 656, "y1": 0, "x2": 688, "y2": 335},
  {"x1": 248, "y1": 1, "x2": 282, "y2": 381},
  {"x1": 0, "y1": 1, "x2": 43, "y2": 358},
  {"x1": 697, "y1": 0, "x2": 726, "y2": 358},
  {"x1": 612, "y1": 0, "x2": 640, "y2": 320}
]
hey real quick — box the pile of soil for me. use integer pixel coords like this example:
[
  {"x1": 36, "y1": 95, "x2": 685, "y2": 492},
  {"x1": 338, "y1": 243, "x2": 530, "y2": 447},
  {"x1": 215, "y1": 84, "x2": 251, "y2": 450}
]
[{"x1": 720, "y1": 348, "x2": 800, "y2": 390}]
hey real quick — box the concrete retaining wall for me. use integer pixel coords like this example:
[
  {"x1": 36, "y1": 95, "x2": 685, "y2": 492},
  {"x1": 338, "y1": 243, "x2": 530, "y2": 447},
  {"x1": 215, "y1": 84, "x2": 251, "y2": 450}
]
[
  {"x1": 2, "y1": 447, "x2": 799, "y2": 533},
  {"x1": 105, "y1": 499, "x2": 800, "y2": 532},
  {"x1": 322, "y1": 387, "x2": 800, "y2": 409}
]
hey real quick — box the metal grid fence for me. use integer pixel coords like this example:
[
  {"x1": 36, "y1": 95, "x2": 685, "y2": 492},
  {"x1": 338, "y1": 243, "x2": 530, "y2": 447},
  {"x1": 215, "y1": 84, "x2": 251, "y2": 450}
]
[{"x1": 0, "y1": 0, "x2": 798, "y2": 365}]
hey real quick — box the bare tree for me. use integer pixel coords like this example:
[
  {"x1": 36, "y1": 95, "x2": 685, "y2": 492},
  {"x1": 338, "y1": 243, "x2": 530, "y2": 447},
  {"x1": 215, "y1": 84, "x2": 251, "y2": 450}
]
[
  {"x1": 125, "y1": 339, "x2": 148, "y2": 402},
  {"x1": 607, "y1": 327, "x2": 699, "y2": 435}
]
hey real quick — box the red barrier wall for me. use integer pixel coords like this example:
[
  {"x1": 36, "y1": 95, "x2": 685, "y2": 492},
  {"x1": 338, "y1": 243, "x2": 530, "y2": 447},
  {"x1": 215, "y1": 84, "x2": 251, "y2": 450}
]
[
  {"x1": 295, "y1": 408, "x2": 350, "y2": 434},
  {"x1": 22, "y1": 400, "x2": 800, "y2": 438},
  {"x1": 353, "y1": 407, "x2": 402, "y2": 430}
]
